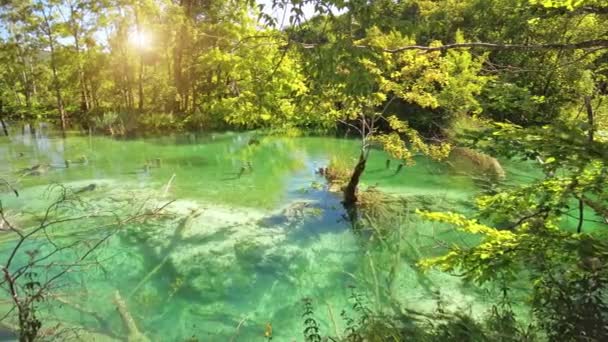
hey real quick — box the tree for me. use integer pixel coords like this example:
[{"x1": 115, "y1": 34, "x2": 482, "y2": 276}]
[
  {"x1": 35, "y1": 0, "x2": 68, "y2": 134},
  {"x1": 399, "y1": 2, "x2": 608, "y2": 339},
  {"x1": 265, "y1": 1, "x2": 489, "y2": 211}
]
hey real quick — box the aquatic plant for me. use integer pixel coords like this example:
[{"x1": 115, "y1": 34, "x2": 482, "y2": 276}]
[
  {"x1": 234, "y1": 239, "x2": 265, "y2": 267},
  {"x1": 168, "y1": 277, "x2": 185, "y2": 299},
  {"x1": 135, "y1": 287, "x2": 161, "y2": 309},
  {"x1": 446, "y1": 147, "x2": 505, "y2": 181},
  {"x1": 300, "y1": 181, "x2": 324, "y2": 193},
  {"x1": 302, "y1": 297, "x2": 322, "y2": 342},
  {"x1": 358, "y1": 188, "x2": 409, "y2": 230},
  {"x1": 264, "y1": 322, "x2": 273, "y2": 341},
  {"x1": 337, "y1": 286, "x2": 372, "y2": 342},
  {"x1": 296, "y1": 284, "x2": 539, "y2": 342},
  {"x1": 340, "y1": 309, "x2": 361, "y2": 342},
  {"x1": 348, "y1": 286, "x2": 371, "y2": 329},
  {"x1": 325, "y1": 156, "x2": 353, "y2": 192}
]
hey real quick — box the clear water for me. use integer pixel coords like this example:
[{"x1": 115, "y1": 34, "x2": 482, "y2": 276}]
[{"x1": 0, "y1": 126, "x2": 554, "y2": 341}]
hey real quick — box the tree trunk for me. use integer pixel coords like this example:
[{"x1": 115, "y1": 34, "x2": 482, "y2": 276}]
[
  {"x1": 0, "y1": 117, "x2": 8, "y2": 136},
  {"x1": 50, "y1": 49, "x2": 67, "y2": 135},
  {"x1": 10, "y1": 24, "x2": 33, "y2": 114},
  {"x1": 69, "y1": 3, "x2": 90, "y2": 113},
  {"x1": 42, "y1": 9, "x2": 67, "y2": 135},
  {"x1": 0, "y1": 101, "x2": 7, "y2": 136},
  {"x1": 21, "y1": 69, "x2": 32, "y2": 112},
  {"x1": 134, "y1": 6, "x2": 144, "y2": 112},
  {"x1": 138, "y1": 56, "x2": 144, "y2": 112},
  {"x1": 75, "y1": 37, "x2": 90, "y2": 112},
  {"x1": 584, "y1": 96, "x2": 594, "y2": 143},
  {"x1": 343, "y1": 151, "x2": 367, "y2": 206},
  {"x1": 173, "y1": 0, "x2": 193, "y2": 113},
  {"x1": 578, "y1": 96, "x2": 597, "y2": 233}
]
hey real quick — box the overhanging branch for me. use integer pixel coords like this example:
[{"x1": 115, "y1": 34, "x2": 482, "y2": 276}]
[{"x1": 295, "y1": 39, "x2": 608, "y2": 53}]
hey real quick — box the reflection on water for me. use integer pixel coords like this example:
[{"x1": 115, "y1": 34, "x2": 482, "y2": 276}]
[{"x1": 0, "y1": 128, "x2": 530, "y2": 341}]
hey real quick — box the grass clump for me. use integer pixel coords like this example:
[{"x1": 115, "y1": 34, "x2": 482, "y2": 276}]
[{"x1": 323, "y1": 156, "x2": 353, "y2": 194}]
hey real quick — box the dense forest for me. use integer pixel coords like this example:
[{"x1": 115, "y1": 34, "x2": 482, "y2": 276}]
[{"x1": 1, "y1": 0, "x2": 608, "y2": 341}]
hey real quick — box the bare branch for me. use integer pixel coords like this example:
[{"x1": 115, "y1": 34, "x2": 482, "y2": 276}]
[
  {"x1": 337, "y1": 119, "x2": 362, "y2": 136},
  {"x1": 0, "y1": 185, "x2": 173, "y2": 341},
  {"x1": 0, "y1": 179, "x2": 19, "y2": 197}
]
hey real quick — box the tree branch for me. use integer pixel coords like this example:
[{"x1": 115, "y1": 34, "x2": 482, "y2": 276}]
[{"x1": 295, "y1": 39, "x2": 608, "y2": 53}]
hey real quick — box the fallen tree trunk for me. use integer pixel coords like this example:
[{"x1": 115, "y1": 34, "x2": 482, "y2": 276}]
[
  {"x1": 113, "y1": 290, "x2": 150, "y2": 342},
  {"x1": 53, "y1": 296, "x2": 115, "y2": 336},
  {"x1": 129, "y1": 254, "x2": 171, "y2": 298},
  {"x1": 128, "y1": 211, "x2": 198, "y2": 298}
]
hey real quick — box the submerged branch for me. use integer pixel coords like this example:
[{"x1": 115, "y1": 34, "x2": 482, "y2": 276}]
[{"x1": 113, "y1": 290, "x2": 150, "y2": 342}]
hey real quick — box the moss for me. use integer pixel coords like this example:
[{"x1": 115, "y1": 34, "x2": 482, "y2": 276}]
[{"x1": 234, "y1": 239, "x2": 265, "y2": 267}]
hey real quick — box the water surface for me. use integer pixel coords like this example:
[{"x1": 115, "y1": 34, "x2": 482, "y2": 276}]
[{"x1": 0, "y1": 128, "x2": 542, "y2": 341}]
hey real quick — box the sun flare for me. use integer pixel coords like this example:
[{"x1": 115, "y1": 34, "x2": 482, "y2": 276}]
[{"x1": 129, "y1": 29, "x2": 152, "y2": 49}]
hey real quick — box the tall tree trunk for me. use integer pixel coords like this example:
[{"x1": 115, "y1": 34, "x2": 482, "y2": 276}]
[
  {"x1": 578, "y1": 95, "x2": 597, "y2": 233},
  {"x1": 134, "y1": 6, "x2": 144, "y2": 112},
  {"x1": 21, "y1": 69, "x2": 32, "y2": 111},
  {"x1": 191, "y1": 82, "x2": 196, "y2": 111},
  {"x1": 122, "y1": 60, "x2": 133, "y2": 111},
  {"x1": 138, "y1": 56, "x2": 144, "y2": 112},
  {"x1": 69, "y1": 3, "x2": 90, "y2": 113},
  {"x1": 50, "y1": 45, "x2": 67, "y2": 134},
  {"x1": 173, "y1": 0, "x2": 193, "y2": 113},
  {"x1": 41, "y1": 8, "x2": 67, "y2": 135},
  {"x1": 75, "y1": 38, "x2": 90, "y2": 112},
  {"x1": 9, "y1": 23, "x2": 34, "y2": 114},
  {"x1": 173, "y1": 42, "x2": 183, "y2": 111},
  {"x1": 584, "y1": 96, "x2": 594, "y2": 144},
  {"x1": 29, "y1": 58, "x2": 37, "y2": 98},
  {"x1": 29, "y1": 121, "x2": 36, "y2": 136},
  {"x1": 165, "y1": 42, "x2": 172, "y2": 89}
]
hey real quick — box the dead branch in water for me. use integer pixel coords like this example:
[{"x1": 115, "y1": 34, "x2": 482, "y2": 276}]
[
  {"x1": 129, "y1": 210, "x2": 198, "y2": 298},
  {"x1": 113, "y1": 290, "x2": 150, "y2": 342},
  {"x1": 0, "y1": 184, "x2": 171, "y2": 341}
]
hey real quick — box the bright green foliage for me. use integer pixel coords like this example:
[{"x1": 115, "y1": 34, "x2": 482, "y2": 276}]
[
  {"x1": 0, "y1": 0, "x2": 310, "y2": 132},
  {"x1": 372, "y1": 116, "x2": 452, "y2": 166},
  {"x1": 418, "y1": 206, "x2": 608, "y2": 340},
  {"x1": 530, "y1": 0, "x2": 605, "y2": 11},
  {"x1": 417, "y1": 211, "x2": 521, "y2": 283},
  {"x1": 360, "y1": 28, "x2": 489, "y2": 116},
  {"x1": 202, "y1": 36, "x2": 308, "y2": 129},
  {"x1": 1, "y1": 0, "x2": 608, "y2": 339},
  {"x1": 419, "y1": 87, "x2": 608, "y2": 337}
]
